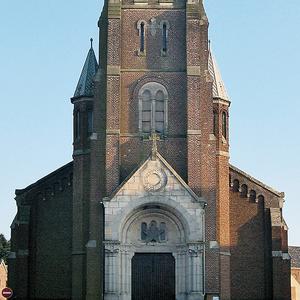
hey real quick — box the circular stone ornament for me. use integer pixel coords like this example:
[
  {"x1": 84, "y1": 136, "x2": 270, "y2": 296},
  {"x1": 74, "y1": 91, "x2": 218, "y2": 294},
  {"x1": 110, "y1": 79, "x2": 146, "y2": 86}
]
[{"x1": 143, "y1": 169, "x2": 167, "y2": 192}]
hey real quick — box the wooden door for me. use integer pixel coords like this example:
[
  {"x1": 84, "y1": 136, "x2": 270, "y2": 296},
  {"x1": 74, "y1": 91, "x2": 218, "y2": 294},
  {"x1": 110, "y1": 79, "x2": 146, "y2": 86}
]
[{"x1": 132, "y1": 253, "x2": 175, "y2": 300}]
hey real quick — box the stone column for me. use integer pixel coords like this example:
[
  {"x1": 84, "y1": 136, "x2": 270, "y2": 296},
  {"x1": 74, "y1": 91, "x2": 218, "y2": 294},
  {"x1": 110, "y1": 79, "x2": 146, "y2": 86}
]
[
  {"x1": 187, "y1": 243, "x2": 204, "y2": 300},
  {"x1": 119, "y1": 246, "x2": 133, "y2": 300},
  {"x1": 104, "y1": 242, "x2": 120, "y2": 300},
  {"x1": 174, "y1": 246, "x2": 187, "y2": 300}
]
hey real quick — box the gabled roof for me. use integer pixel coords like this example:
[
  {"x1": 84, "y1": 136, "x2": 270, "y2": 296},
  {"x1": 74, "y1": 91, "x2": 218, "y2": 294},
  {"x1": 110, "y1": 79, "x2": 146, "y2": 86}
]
[
  {"x1": 289, "y1": 246, "x2": 300, "y2": 268},
  {"x1": 208, "y1": 50, "x2": 230, "y2": 101},
  {"x1": 73, "y1": 42, "x2": 98, "y2": 98},
  {"x1": 108, "y1": 151, "x2": 206, "y2": 208}
]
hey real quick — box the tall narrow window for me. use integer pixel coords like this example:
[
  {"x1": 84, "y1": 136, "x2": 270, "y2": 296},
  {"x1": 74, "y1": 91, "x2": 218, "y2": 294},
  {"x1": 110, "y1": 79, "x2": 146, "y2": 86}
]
[
  {"x1": 140, "y1": 22, "x2": 145, "y2": 53},
  {"x1": 87, "y1": 110, "x2": 93, "y2": 136},
  {"x1": 74, "y1": 110, "x2": 80, "y2": 140},
  {"x1": 222, "y1": 111, "x2": 227, "y2": 139},
  {"x1": 213, "y1": 111, "x2": 218, "y2": 135},
  {"x1": 162, "y1": 23, "x2": 167, "y2": 52}
]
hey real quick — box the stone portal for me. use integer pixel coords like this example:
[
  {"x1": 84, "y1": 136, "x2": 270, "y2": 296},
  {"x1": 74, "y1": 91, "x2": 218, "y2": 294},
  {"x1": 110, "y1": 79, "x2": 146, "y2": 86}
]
[{"x1": 103, "y1": 153, "x2": 206, "y2": 300}]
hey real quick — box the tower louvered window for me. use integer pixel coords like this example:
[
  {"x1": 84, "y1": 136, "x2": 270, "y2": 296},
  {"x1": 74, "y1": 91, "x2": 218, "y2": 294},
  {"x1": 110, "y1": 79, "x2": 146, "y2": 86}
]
[{"x1": 139, "y1": 82, "x2": 168, "y2": 136}]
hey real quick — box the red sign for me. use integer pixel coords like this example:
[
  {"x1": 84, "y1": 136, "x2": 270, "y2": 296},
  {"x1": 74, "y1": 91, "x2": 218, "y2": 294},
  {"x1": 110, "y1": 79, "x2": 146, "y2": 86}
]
[{"x1": 1, "y1": 287, "x2": 13, "y2": 299}]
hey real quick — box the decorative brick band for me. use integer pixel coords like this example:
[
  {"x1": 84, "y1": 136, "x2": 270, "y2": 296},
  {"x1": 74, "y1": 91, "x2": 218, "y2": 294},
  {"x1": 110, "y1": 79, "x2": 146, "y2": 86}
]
[
  {"x1": 121, "y1": 68, "x2": 186, "y2": 72},
  {"x1": 73, "y1": 149, "x2": 91, "y2": 156},
  {"x1": 122, "y1": 4, "x2": 185, "y2": 9},
  {"x1": 220, "y1": 251, "x2": 231, "y2": 256},
  {"x1": 217, "y1": 151, "x2": 230, "y2": 157},
  {"x1": 107, "y1": 65, "x2": 121, "y2": 75},
  {"x1": 187, "y1": 66, "x2": 201, "y2": 76},
  {"x1": 108, "y1": 3, "x2": 121, "y2": 18},
  {"x1": 213, "y1": 99, "x2": 231, "y2": 107},
  {"x1": 187, "y1": 130, "x2": 201, "y2": 135},
  {"x1": 106, "y1": 129, "x2": 120, "y2": 135},
  {"x1": 272, "y1": 251, "x2": 290, "y2": 260}
]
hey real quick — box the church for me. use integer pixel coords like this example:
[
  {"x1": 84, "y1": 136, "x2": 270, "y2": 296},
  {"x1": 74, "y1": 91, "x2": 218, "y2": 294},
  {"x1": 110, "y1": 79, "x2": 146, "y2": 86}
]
[{"x1": 8, "y1": 0, "x2": 291, "y2": 299}]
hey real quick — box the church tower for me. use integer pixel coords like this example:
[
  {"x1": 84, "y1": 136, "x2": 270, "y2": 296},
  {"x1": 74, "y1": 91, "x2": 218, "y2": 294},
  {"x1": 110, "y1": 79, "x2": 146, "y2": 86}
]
[{"x1": 71, "y1": 0, "x2": 231, "y2": 299}]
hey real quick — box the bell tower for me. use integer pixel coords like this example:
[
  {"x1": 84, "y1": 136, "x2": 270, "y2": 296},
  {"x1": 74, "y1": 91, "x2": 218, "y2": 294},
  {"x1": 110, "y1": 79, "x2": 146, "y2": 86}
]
[{"x1": 72, "y1": 0, "x2": 231, "y2": 298}]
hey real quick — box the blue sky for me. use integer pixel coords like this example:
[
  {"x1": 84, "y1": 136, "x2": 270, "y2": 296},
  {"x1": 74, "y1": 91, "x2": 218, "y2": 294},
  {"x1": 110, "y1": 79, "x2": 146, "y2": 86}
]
[{"x1": 0, "y1": 0, "x2": 299, "y2": 245}]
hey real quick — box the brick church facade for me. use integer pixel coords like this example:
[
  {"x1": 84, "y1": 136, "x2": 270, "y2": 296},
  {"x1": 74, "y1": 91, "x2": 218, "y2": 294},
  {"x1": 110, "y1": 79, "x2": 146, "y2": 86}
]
[{"x1": 8, "y1": 0, "x2": 291, "y2": 299}]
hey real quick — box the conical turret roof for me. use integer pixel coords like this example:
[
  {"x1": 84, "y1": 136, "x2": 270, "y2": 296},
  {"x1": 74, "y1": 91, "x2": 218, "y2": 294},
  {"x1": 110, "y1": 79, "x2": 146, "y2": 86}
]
[
  {"x1": 74, "y1": 40, "x2": 98, "y2": 98},
  {"x1": 208, "y1": 50, "x2": 230, "y2": 101}
]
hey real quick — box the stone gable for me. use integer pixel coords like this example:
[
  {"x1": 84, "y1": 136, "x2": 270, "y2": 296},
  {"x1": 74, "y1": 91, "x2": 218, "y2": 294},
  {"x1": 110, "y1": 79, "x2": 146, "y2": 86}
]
[{"x1": 104, "y1": 152, "x2": 205, "y2": 242}]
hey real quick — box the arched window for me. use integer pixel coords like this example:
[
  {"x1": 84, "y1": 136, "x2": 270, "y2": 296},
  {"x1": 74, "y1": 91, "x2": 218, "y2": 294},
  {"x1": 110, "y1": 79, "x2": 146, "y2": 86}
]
[
  {"x1": 249, "y1": 190, "x2": 256, "y2": 203},
  {"x1": 241, "y1": 184, "x2": 248, "y2": 198},
  {"x1": 257, "y1": 195, "x2": 265, "y2": 205},
  {"x1": 222, "y1": 111, "x2": 227, "y2": 139},
  {"x1": 138, "y1": 82, "x2": 168, "y2": 136},
  {"x1": 233, "y1": 179, "x2": 239, "y2": 192}
]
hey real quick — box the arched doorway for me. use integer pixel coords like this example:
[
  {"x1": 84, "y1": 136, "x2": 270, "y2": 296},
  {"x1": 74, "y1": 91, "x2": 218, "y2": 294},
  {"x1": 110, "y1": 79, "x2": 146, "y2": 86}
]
[{"x1": 104, "y1": 200, "x2": 205, "y2": 300}]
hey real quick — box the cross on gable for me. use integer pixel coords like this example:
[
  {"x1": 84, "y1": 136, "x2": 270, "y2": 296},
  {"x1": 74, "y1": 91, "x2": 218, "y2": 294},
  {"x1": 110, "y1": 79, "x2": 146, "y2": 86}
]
[{"x1": 149, "y1": 131, "x2": 160, "y2": 160}]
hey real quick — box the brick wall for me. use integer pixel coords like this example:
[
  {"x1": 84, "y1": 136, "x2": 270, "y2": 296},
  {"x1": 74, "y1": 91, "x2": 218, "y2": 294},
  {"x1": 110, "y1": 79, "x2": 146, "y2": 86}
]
[
  {"x1": 30, "y1": 178, "x2": 73, "y2": 299},
  {"x1": 229, "y1": 189, "x2": 266, "y2": 299},
  {"x1": 9, "y1": 164, "x2": 73, "y2": 300}
]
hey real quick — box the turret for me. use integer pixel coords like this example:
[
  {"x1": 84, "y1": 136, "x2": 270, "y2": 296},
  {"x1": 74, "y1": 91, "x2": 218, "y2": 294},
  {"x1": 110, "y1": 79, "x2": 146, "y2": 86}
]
[
  {"x1": 70, "y1": 39, "x2": 98, "y2": 300},
  {"x1": 208, "y1": 49, "x2": 232, "y2": 299},
  {"x1": 71, "y1": 39, "x2": 98, "y2": 154}
]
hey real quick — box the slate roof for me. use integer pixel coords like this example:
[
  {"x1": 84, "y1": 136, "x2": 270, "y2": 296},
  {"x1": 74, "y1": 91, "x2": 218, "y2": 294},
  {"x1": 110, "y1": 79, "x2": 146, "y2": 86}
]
[
  {"x1": 74, "y1": 43, "x2": 98, "y2": 98},
  {"x1": 208, "y1": 50, "x2": 230, "y2": 101},
  {"x1": 289, "y1": 246, "x2": 300, "y2": 268}
]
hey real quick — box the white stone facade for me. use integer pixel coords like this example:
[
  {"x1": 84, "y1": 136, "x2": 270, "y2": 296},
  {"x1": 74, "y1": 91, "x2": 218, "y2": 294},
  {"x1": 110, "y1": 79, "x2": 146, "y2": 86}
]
[{"x1": 103, "y1": 153, "x2": 206, "y2": 300}]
